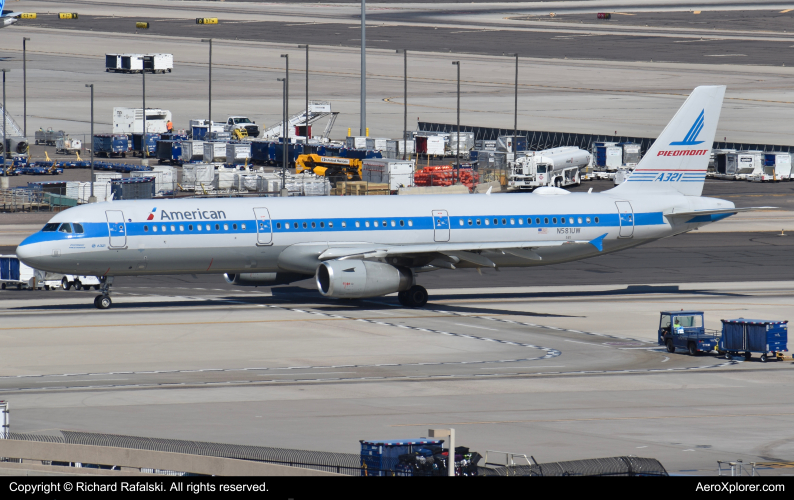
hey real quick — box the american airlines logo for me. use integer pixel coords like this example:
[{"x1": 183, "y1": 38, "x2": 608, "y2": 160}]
[
  {"x1": 670, "y1": 109, "x2": 706, "y2": 146},
  {"x1": 158, "y1": 209, "x2": 228, "y2": 221}
]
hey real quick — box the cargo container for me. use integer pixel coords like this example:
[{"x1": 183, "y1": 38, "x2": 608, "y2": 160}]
[
  {"x1": 720, "y1": 318, "x2": 788, "y2": 362},
  {"x1": 751, "y1": 153, "x2": 792, "y2": 182},
  {"x1": 113, "y1": 107, "x2": 172, "y2": 134},
  {"x1": 179, "y1": 140, "x2": 204, "y2": 163},
  {"x1": 110, "y1": 177, "x2": 155, "y2": 200},
  {"x1": 385, "y1": 139, "x2": 415, "y2": 159},
  {"x1": 93, "y1": 134, "x2": 129, "y2": 157},
  {"x1": 0, "y1": 254, "x2": 41, "y2": 290},
  {"x1": 108, "y1": 53, "x2": 173, "y2": 73},
  {"x1": 619, "y1": 142, "x2": 642, "y2": 165},
  {"x1": 712, "y1": 149, "x2": 738, "y2": 179},
  {"x1": 189, "y1": 119, "x2": 225, "y2": 140},
  {"x1": 156, "y1": 140, "x2": 183, "y2": 165},
  {"x1": 131, "y1": 167, "x2": 175, "y2": 194},
  {"x1": 474, "y1": 139, "x2": 497, "y2": 151},
  {"x1": 203, "y1": 142, "x2": 227, "y2": 163},
  {"x1": 415, "y1": 136, "x2": 445, "y2": 156},
  {"x1": 360, "y1": 439, "x2": 444, "y2": 476},
  {"x1": 131, "y1": 133, "x2": 161, "y2": 156},
  {"x1": 365, "y1": 137, "x2": 389, "y2": 151},
  {"x1": 361, "y1": 158, "x2": 414, "y2": 191},
  {"x1": 181, "y1": 163, "x2": 214, "y2": 191},
  {"x1": 250, "y1": 140, "x2": 271, "y2": 164},
  {"x1": 143, "y1": 53, "x2": 173, "y2": 74},
  {"x1": 226, "y1": 143, "x2": 252, "y2": 164},
  {"x1": 729, "y1": 151, "x2": 763, "y2": 180},
  {"x1": 346, "y1": 136, "x2": 367, "y2": 149}
]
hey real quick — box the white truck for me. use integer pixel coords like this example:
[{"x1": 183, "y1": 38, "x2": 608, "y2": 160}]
[
  {"x1": 113, "y1": 107, "x2": 172, "y2": 134},
  {"x1": 59, "y1": 275, "x2": 101, "y2": 290},
  {"x1": 507, "y1": 147, "x2": 591, "y2": 191},
  {"x1": 225, "y1": 116, "x2": 260, "y2": 139},
  {"x1": 106, "y1": 53, "x2": 173, "y2": 74}
]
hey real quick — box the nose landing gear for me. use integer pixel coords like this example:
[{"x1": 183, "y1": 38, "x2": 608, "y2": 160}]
[{"x1": 94, "y1": 276, "x2": 114, "y2": 310}]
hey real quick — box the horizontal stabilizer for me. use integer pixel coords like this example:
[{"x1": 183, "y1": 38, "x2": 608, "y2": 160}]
[{"x1": 664, "y1": 206, "x2": 776, "y2": 223}]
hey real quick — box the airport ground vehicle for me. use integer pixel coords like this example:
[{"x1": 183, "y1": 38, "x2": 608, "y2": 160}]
[
  {"x1": 60, "y1": 274, "x2": 101, "y2": 291},
  {"x1": 295, "y1": 154, "x2": 362, "y2": 181},
  {"x1": 55, "y1": 136, "x2": 81, "y2": 155},
  {"x1": 658, "y1": 311, "x2": 719, "y2": 355},
  {"x1": 720, "y1": 318, "x2": 788, "y2": 362},
  {"x1": 507, "y1": 147, "x2": 589, "y2": 190},
  {"x1": 0, "y1": 254, "x2": 35, "y2": 289},
  {"x1": 225, "y1": 116, "x2": 259, "y2": 139}
]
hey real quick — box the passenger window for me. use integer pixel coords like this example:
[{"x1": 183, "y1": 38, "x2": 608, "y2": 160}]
[
  {"x1": 171, "y1": 225, "x2": 176, "y2": 231},
  {"x1": 223, "y1": 224, "x2": 228, "y2": 230},
  {"x1": 302, "y1": 222, "x2": 307, "y2": 229},
  {"x1": 161, "y1": 225, "x2": 166, "y2": 232},
  {"x1": 233, "y1": 224, "x2": 237, "y2": 230},
  {"x1": 355, "y1": 221, "x2": 360, "y2": 228},
  {"x1": 206, "y1": 224, "x2": 210, "y2": 231},
  {"x1": 459, "y1": 219, "x2": 464, "y2": 226},
  {"x1": 502, "y1": 218, "x2": 506, "y2": 225},
  {"x1": 293, "y1": 223, "x2": 298, "y2": 229},
  {"x1": 73, "y1": 223, "x2": 84, "y2": 234},
  {"x1": 320, "y1": 222, "x2": 325, "y2": 228},
  {"x1": 311, "y1": 222, "x2": 316, "y2": 228},
  {"x1": 58, "y1": 223, "x2": 72, "y2": 233},
  {"x1": 189, "y1": 225, "x2": 193, "y2": 231},
  {"x1": 485, "y1": 219, "x2": 490, "y2": 226},
  {"x1": 276, "y1": 223, "x2": 281, "y2": 229},
  {"x1": 527, "y1": 218, "x2": 532, "y2": 225},
  {"x1": 400, "y1": 220, "x2": 404, "y2": 227},
  {"x1": 518, "y1": 218, "x2": 523, "y2": 225},
  {"x1": 468, "y1": 219, "x2": 472, "y2": 226},
  {"x1": 154, "y1": 226, "x2": 158, "y2": 232},
  {"x1": 341, "y1": 221, "x2": 346, "y2": 228},
  {"x1": 594, "y1": 217, "x2": 600, "y2": 223},
  {"x1": 577, "y1": 217, "x2": 582, "y2": 224},
  {"x1": 144, "y1": 225, "x2": 149, "y2": 232},
  {"x1": 536, "y1": 218, "x2": 541, "y2": 224},
  {"x1": 195, "y1": 225, "x2": 200, "y2": 231},
  {"x1": 42, "y1": 223, "x2": 59, "y2": 232},
  {"x1": 408, "y1": 220, "x2": 413, "y2": 227},
  {"x1": 365, "y1": 221, "x2": 370, "y2": 227},
  {"x1": 544, "y1": 218, "x2": 549, "y2": 224},
  {"x1": 476, "y1": 219, "x2": 481, "y2": 226},
  {"x1": 552, "y1": 218, "x2": 557, "y2": 224},
  {"x1": 328, "y1": 222, "x2": 333, "y2": 228},
  {"x1": 510, "y1": 218, "x2": 515, "y2": 225},
  {"x1": 179, "y1": 225, "x2": 184, "y2": 231},
  {"x1": 586, "y1": 217, "x2": 591, "y2": 224},
  {"x1": 215, "y1": 224, "x2": 220, "y2": 230},
  {"x1": 383, "y1": 220, "x2": 387, "y2": 227},
  {"x1": 390, "y1": 221, "x2": 395, "y2": 227},
  {"x1": 241, "y1": 224, "x2": 246, "y2": 230}
]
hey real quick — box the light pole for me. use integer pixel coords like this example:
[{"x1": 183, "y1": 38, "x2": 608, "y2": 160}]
[
  {"x1": 85, "y1": 84, "x2": 95, "y2": 203},
  {"x1": 452, "y1": 61, "x2": 460, "y2": 175},
  {"x1": 281, "y1": 53, "x2": 289, "y2": 141},
  {"x1": 141, "y1": 60, "x2": 147, "y2": 159},
  {"x1": 23, "y1": 37, "x2": 30, "y2": 139},
  {"x1": 298, "y1": 44, "x2": 309, "y2": 144},
  {"x1": 396, "y1": 49, "x2": 407, "y2": 160},
  {"x1": 278, "y1": 77, "x2": 287, "y2": 196},
  {"x1": 504, "y1": 53, "x2": 519, "y2": 155},
  {"x1": 360, "y1": 0, "x2": 366, "y2": 136},
  {"x1": 201, "y1": 39, "x2": 212, "y2": 127},
  {"x1": 1, "y1": 69, "x2": 8, "y2": 187}
]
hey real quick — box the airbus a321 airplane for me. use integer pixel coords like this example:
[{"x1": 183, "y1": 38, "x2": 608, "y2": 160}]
[{"x1": 17, "y1": 86, "x2": 763, "y2": 309}]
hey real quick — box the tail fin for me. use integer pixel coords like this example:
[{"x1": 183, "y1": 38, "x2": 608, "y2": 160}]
[
  {"x1": 610, "y1": 85, "x2": 725, "y2": 197},
  {"x1": 0, "y1": 0, "x2": 5, "y2": 14}
]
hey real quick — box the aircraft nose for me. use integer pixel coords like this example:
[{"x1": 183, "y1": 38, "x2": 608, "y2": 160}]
[{"x1": 16, "y1": 238, "x2": 41, "y2": 265}]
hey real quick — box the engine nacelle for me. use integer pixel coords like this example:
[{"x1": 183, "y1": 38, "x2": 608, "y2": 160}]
[
  {"x1": 224, "y1": 272, "x2": 307, "y2": 287},
  {"x1": 316, "y1": 260, "x2": 412, "y2": 298}
]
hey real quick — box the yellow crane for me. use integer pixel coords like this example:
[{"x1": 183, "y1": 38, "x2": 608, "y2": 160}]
[{"x1": 295, "y1": 154, "x2": 362, "y2": 181}]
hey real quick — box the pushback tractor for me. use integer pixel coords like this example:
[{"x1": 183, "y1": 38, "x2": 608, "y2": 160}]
[{"x1": 658, "y1": 311, "x2": 719, "y2": 355}]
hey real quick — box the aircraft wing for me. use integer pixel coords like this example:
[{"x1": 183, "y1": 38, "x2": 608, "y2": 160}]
[
  {"x1": 664, "y1": 206, "x2": 776, "y2": 223},
  {"x1": 318, "y1": 233, "x2": 608, "y2": 266}
]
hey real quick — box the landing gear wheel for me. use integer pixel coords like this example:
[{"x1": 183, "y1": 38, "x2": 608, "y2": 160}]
[
  {"x1": 666, "y1": 340, "x2": 675, "y2": 353},
  {"x1": 744, "y1": 351, "x2": 752, "y2": 361},
  {"x1": 61, "y1": 278, "x2": 71, "y2": 291},
  {"x1": 688, "y1": 343, "x2": 698, "y2": 356},
  {"x1": 406, "y1": 285, "x2": 428, "y2": 308},
  {"x1": 760, "y1": 353, "x2": 768, "y2": 363},
  {"x1": 397, "y1": 290, "x2": 410, "y2": 307},
  {"x1": 94, "y1": 295, "x2": 112, "y2": 310},
  {"x1": 554, "y1": 178, "x2": 561, "y2": 188}
]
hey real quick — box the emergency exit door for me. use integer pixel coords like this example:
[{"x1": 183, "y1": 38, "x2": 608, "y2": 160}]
[
  {"x1": 615, "y1": 201, "x2": 634, "y2": 238},
  {"x1": 253, "y1": 207, "x2": 273, "y2": 245},
  {"x1": 106, "y1": 210, "x2": 127, "y2": 248},
  {"x1": 433, "y1": 210, "x2": 450, "y2": 242}
]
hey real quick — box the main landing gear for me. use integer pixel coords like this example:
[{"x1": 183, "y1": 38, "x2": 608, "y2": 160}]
[
  {"x1": 398, "y1": 285, "x2": 428, "y2": 308},
  {"x1": 94, "y1": 276, "x2": 114, "y2": 310}
]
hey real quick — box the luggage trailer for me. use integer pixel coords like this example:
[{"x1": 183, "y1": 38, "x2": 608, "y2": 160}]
[{"x1": 720, "y1": 319, "x2": 788, "y2": 362}]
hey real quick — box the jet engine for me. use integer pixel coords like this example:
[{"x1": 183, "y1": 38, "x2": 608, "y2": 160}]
[
  {"x1": 224, "y1": 272, "x2": 307, "y2": 287},
  {"x1": 316, "y1": 260, "x2": 412, "y2": 298}
]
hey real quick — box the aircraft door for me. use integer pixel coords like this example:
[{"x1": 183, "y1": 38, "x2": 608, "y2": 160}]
[
  {"x1": 433, "y1": 210, "x2": 450, "y2": 242},
  {"x1": 105, "y1": 210, "x2": 127, "y2": 248},
  {"x1": 253, "y1": 207, "x2": 273, "y2": 245},
  {"x1": 615, "y1": 201, "x2": 634, "y2": 238}
]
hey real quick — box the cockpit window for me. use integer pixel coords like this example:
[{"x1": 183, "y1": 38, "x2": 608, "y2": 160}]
[
  {"x1": 42, "y1": 223, "x2": 59, "y2": 232},
  {"x1": 73, "y1": 223, "x2": 84, "y2": 234},
  {"x1": 58, "y1": 223, "x2": 72, "y2": 233}
]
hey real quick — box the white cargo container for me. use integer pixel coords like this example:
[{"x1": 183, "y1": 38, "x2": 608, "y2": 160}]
[
  {"x1": 385, "y1": 140, "x2": 415, "y2": 159},
  {"x1": 182, "y1": 163, "x2": 215, "y2": 191},
  {"x1": 131, "y1": 167, "x2": 175, "y2": 194},
  {"x1": 0, "y1": 254, "x2": 40, "y2": 290},
  {"x1": 752, "y1": 153, "x2": 792, "y2": 182},
  {"x1": 415, "y1": 136, "x2": 445, "y2": 156},
  {"x1": 203, "y1": 142, "x2": 227, "y2": 163},
  {"x1": 361, "y1": 158, "x2": 415, "y2": 191},
  {"x1": 214, "y1": 170, "x2": 237, "y2": 190},
  {"x1": 180, "y1": 140, "x2": 205, "y2": 162},
  {"x1": 346, "y1": 136, "x2": 368, "y2": 149},
  {"x1": 113, "y1": 107, "x2": 172, "y2": 134},
  {"x1": 730, "y1": 151, "x2": 763, "y2": 180},
  {"x1": 605, "y1": 146, "x2": 622, "y2": 170},
  {"x1": 148, "y1": 53, "x2": 173, "y2": 73},
  {"x1": 226, "y1": 143, "x2": 252, "y2": 163},
  {"x1": 365, "y1": 138, "x2": 389, "y2": 151},
  {"x1": 621, "y1": 143, "x2": 642, "y2": 166},
  {"x1": 77, "y1": 182, "x2": 112, "y2": 203}
]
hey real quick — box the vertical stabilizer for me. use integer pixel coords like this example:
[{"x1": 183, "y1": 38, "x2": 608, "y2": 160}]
[{"x1": 610, "y1": 85, "x2": 725, "y2": 197}]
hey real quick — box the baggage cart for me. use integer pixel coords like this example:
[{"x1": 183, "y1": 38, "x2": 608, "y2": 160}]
[
  {"x1": 93, "y1": 134, "x2": 129, "y2": 158},
  {"x1": 720, "y1": 319, "x2": 788, "y2": 362},
  {"x1": 360, "y1": 439, "x2": 444, "y2": 476}
]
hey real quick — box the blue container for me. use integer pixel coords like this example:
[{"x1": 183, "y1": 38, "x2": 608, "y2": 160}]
[
  {"x1": 155, "y1": 140, "x2": 183, "y2": 164},
  {"x1": 720, "y1": 319, "x2": 788, "y2": 359},
  {"x1": 343, "y1": 148, "x2": 383, "y2": 160},
  {"x1": 250, "y1": 140, "x2": 271, "y2": 164},
  {"x1": 93, "y1": 134, "x2": 129, "y2": 157},
  {"x1": 360, "y1": 439, "x2": 444, "y2": 476},
  {"x1": 131, "y1": 133, "x2": 161, "y2": 155},
  {"x1": 110, "y1": 177, "x2": 155, "y2": 200},
  {"x1": 271, "y1": 142, "x2": 304, "y2": 164}
]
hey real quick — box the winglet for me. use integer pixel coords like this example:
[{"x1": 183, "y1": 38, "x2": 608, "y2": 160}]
[
  {"x1": 485, "y1": 186, "x2": 492, "y2": 196},
  {"x1": 589, "y1": 233, "x2": 608, "y2": 252}
]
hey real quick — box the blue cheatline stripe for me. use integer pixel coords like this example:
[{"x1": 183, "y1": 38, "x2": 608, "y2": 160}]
[{"x1": 20, "y1": 211, "x2": 668, "y2": 245}]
